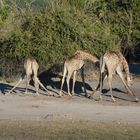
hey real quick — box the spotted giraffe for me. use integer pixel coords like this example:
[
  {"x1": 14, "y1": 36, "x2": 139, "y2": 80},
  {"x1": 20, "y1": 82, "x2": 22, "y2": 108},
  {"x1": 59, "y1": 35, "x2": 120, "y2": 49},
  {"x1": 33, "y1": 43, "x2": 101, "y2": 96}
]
[
  {"x1": 59, "y1": 50, "x2": 99, "y2": 97},
  {"x1": 7, "y1": 58, "x2": 50, "y2": 95},
  {"x1": 96, "y1": 50, "x2": 139, "y2": 102}
]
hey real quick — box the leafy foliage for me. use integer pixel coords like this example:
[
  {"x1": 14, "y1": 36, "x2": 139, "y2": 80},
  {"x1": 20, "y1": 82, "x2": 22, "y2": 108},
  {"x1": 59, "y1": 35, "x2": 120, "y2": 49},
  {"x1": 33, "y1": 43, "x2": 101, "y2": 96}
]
[{"x1": 0, "y1": 0, "x2": 139, "y2": 77}]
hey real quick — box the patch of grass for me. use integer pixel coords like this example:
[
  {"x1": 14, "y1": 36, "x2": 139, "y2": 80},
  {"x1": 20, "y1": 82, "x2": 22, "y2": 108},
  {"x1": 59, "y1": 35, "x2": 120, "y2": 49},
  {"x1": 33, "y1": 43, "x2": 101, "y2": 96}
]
[{"x1": 0, "y1": 119, "x2": 140, "y2": 140}]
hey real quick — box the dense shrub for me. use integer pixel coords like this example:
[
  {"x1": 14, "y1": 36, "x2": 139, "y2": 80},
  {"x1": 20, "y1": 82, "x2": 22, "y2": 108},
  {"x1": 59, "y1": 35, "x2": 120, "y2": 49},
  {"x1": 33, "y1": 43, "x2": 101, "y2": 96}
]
[{"x1": 0, "y1": 0, "x2": 139, "y2": 77}]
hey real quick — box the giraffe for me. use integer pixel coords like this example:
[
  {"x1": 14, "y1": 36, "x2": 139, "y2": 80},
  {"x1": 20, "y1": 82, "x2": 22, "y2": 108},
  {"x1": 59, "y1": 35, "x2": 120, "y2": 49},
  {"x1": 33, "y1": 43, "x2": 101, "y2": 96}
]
[
  {"x1": 6, "y1": 58, "x2": 50, "y2": 95},
  {"x1": 96, "y1": 50, "x2": 139, "y2": 102},
  {"x1": 59, "y1": 50, "x2": 99, "y2": 97}
]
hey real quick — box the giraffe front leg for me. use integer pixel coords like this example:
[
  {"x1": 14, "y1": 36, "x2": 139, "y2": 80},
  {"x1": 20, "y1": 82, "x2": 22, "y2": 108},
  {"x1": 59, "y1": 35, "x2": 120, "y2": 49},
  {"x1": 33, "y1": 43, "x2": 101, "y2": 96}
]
[
  {"x1": 111, "y1": 96, "x2": 116, "y2": 102},
  {"x1": 99, "y1": 93, "x2": 103, "y2": 101},
  {"x1": 59, "y1": 65, "x2": 67, "y2": 97},
  {"x1": 72, "y1": 71, "x2": 77, "y2": 96},
  {"x1": 66, "y1": 75, "x2": 72, "y2": 96},
  {"x1": 116, "y1": 66, "x2": 139, "y2": 102},
  {"x1": 108, "y1": 75, "x2": 116, "y2": 102},
  {"x1": 98, "y1": 72, "x2": 104, "y2": 101},
  {"x1": 33, "y1": 77, "x2": 39, "y2": 96},
  {"x1": 66, "y1": 70, "x2": 73, "y2": 96},
  {"x1": 80, "y1": 66, "x2": 88, "y2": 97}
]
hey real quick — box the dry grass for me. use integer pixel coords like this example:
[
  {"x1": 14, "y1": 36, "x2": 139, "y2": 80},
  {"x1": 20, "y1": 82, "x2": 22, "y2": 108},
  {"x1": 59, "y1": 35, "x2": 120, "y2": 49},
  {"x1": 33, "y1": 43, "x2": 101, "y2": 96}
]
[{"x1": 0, "y1": 119, "x2": 140, "y2": 140}]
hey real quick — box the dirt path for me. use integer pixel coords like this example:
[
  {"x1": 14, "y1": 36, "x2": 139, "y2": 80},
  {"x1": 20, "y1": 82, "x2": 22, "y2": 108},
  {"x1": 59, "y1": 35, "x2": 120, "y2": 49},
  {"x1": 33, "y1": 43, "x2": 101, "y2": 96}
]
[{"x1": 0, "y1": 79, "x2": 140, "y2": 123}]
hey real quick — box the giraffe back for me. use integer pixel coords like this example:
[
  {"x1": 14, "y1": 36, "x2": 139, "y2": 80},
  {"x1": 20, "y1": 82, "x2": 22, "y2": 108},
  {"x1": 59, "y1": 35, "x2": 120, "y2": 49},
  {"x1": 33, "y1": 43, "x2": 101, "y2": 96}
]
[
  {"x1": 103, "y1": 50, "x2": 132, "y2": 86},
  {"x1": 103, "y1": 52, "x2": 120, "y2": 72},
  {"x1": 65, "y1": 55, "x2": 85, "y2": 72},
  {"x1": 75, "y1": 50, "x2": 99, "y2": 62}
]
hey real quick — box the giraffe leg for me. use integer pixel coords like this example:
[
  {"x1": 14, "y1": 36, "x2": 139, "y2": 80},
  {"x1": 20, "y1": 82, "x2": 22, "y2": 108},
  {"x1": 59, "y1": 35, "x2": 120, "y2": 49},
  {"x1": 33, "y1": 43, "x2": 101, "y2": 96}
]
[
  {"x1": 99, "y1": 58, "x2": 106, "y2": 100},
  {"x1": 36, "y1": 77, "x2": 51, "y2": 95},
  {"x1": 59, "y1": 65, "x2": 67, "y2": 96},
  {"x1": 96, "y1": 72, "x2": 107, "y2": 91},
  {"x1": 72, "y1": 71, "x2": 77, "y2": 96},
  {"x1": 80, "y1": 66, "x2": 87, "y2": 97},
  {"x1": 99, "y1": 72, "x2": 104, "y2": 100},
  {"x1": 33, "y1": 76, "x2": 39, "y2": 96},
  {"x1": 108, "y1": 75, "x2": 116, "y2": 102},
  {"x1": 88, "y1": 72, "x2": 106, "y2": 100},
  {"x1": 25, "y1": 75, "x2": 30, "y2": 95},
  {"x1": 96, "y1": 81, "x2": 100, "y2": 91},
  {"x1": 66, "y1": 71, "x2": 72, "y2": 96},
  {"x1": 6, "y1": 78, "x2": 23, "y2": 95},
  {"x1": 116, "y1": 67, "x2": 139, "y2": 102}
]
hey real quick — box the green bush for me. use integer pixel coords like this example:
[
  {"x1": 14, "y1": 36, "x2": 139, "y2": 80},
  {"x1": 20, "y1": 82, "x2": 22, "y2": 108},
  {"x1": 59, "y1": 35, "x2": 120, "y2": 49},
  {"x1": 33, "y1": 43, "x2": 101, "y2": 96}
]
[{"x1": 0, "y1": 0, "x2": 139, "y2": 77}]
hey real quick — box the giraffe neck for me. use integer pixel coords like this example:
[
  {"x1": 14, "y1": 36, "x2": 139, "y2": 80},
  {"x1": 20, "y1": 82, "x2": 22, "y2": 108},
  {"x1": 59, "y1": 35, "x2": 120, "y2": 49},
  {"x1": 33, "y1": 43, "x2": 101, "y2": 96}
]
[
  {"x1": 75, "y1": 50, "x2": 99, "y2": 62},
  {"x1": 115, "y1": 50, "x2": 131, "y2": 83}
]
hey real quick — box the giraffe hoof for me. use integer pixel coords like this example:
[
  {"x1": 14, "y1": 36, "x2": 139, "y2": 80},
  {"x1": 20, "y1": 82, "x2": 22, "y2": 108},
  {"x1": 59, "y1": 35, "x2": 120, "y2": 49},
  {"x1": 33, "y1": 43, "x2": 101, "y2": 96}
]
[
  {"x1": 68, "y1": 93, "x2": 72, "y2": 97},
  {"x1": 48, "y1": 92, "x2": 53, "y2": 96},
  {"x1": 94, "y1": 98, "x2": 101, "y2": 101},
  {"x1": 88, "y1": 95, "x2": 93, "y2": 99},
  {"x1": 5, "y1": 92, "x2": 10, "y2": 95},
  {"x1": 59, "y1": 91, "x2": 63, "y2": 96},
  {"x1": 59, "y1": 93, "x2": 63, "y2": 97},
  {"x1": 25, "y1": 91, "x2": 29, "y2": 95},
  {"x1": 58, "y1": 96, "x2": 61, "y2": 98},
  {"x1": 135, "y1": 98, "x2": 139, "y2": 102},
  {"x1": 112, "y1": 98, "x2": 116, "y2": 102},
  {"x1": 85, "y1": 94, "x2": 89, "y2": 98}
]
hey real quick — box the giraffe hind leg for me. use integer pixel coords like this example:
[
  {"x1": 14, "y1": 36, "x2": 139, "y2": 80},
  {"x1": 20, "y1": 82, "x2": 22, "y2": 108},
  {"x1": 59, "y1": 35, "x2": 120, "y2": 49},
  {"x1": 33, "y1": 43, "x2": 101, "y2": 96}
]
[
  {"x1": 36, "y1": 77, "x2": 52, "y2": 96},
  {"x1": 33, "y1": 76, "x2": 39, "y2": 96},
  {"x1": 25, "y1": 75, "x2": 30, "y2": 95},
  {"x1": 6, "y1": 78, "x2": 23, "y2": 95},
  {"x1": 72, "y1": 71, "x2": 77, "y2": 96},
  {"x1": 59, "y1": 65, "x2": 67, "y2": 96}
]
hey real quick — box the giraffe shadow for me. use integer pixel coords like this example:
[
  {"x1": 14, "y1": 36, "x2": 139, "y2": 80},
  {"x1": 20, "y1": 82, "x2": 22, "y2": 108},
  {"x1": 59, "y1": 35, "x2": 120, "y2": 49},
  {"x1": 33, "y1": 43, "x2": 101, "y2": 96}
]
[
  {"x1": 0, "y1": 81, "x2": 40, "y2": 95},
  {"x1": 38, "y1": 69, "x2": 93, "y2": 97},
  {"x1": 101, "y1": 88, "x2": 137, "y2": 102},
  {"x1": 102, "y1": 88, "x2": 126, "y2": 95},
  {"x1": 0, "y1": 83, "x2": 12, "y2": 95}
]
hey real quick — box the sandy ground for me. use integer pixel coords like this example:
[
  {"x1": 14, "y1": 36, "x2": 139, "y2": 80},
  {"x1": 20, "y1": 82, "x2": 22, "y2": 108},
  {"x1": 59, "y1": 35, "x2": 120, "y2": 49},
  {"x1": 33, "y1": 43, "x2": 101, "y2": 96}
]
[{"x1": 0, "y1": 77, "x2": 140, "y2": 123}]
